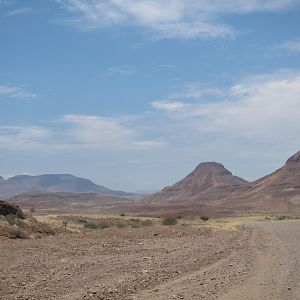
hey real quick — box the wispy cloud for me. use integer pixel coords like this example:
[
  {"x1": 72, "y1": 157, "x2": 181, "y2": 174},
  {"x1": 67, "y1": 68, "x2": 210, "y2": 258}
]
[
  {"x1": 152, "y1": 70, "x2": 300, "y2": 146},
  {"x1": 56, "y1": 0, "x2": 298, "y2": 39},
  {"x1": 276, "y1": 38, "x2": 300, "y2": 53},
  {"x1": 0, "y1": 114, "x2": 165, "y2": 152},
  {"x1": 0, "y1": 126, "x2": 52, "y2": 150},
  {"x1": 108, "y1": 65, "x2": 138, "y2": 76},
  {"x1": 0, "y1": 0, "x2": 10, "y2": 6},
  {"x1": 4, "y1": 7, "x2": 35, "y2": 17},
  {"x1": 0, "y1": 85, "x2": 37, "y2": 99},
  {"x1": 151, "y1": 101, "x2": 187, "y2": 112}
]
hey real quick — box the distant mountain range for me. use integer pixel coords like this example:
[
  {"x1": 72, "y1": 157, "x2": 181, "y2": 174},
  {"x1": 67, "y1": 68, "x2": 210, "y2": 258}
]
[
  {"x1": 2, "y1": 151, "x2": 300, "y2": 216},
  {"x1": 0, "y1": 174, "x2": 136, "y2": 198}
]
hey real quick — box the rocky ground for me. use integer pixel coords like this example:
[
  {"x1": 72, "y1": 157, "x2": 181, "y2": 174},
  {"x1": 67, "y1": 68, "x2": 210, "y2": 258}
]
[{"x1": 0, "y1": 219, "x2": 299, "y2": 299}]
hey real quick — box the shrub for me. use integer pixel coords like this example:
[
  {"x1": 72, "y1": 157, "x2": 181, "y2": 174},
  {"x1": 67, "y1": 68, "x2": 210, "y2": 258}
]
[
  {"x1": 130, "y1": 218, "x2": 141, "y2": 223},
  {"x1": 120, "y1": 213, "x2": 126, "y2": 217},
  {"x1": 200, "y1": 216, "x2": 209, "y2": 222},
  {"x1": 162, "y1": 216, "x2": 178, "y2": 226},
  {"x1": 9, "y1": 226, "x2": 28, "y2": 239},
  {"x1": 277, "y1": 215, "x2": 287, "y2": 220},
  {"x1": 5, "y1": 214, "x2": 19, "y2": 226},
  {"x1": 141, "y1": 219, "x2": 153, "y2": 226},
  {"x1": 84, "y1": 222, "x2": 109, "y2": 230}
]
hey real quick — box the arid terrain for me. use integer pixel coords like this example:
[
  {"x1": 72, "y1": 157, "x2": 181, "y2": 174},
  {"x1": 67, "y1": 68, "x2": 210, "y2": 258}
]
[
  {"x1": 0, "y1": 215, "x2": 299, "y2": 300},
  {"x1": 5, "y1": 151, "x2": 300, "y2": 217}
]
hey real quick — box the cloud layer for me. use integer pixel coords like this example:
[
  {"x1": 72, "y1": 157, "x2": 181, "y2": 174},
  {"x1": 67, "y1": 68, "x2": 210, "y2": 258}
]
[
  {"x1": 57, "y1": 0, "x2": 298, "y2": 39},
  {"x1": 1, "y1": 70, "x2": 299, "y2": 155}
]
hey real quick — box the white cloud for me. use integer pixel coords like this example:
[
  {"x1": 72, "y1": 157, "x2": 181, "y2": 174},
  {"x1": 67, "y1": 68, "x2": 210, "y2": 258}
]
[
  {"x1": 4, "y1": 7, "x2": 34, "y2": 17},
  {"x1": 0, "y1": 114, "x2": 165, "y2": 152},
  {"x1": 151, "y1": 101, "x2": 187, "y2": 112},
  {"x1": 133, "y1": 140, "x2": 166, "y2": 149},
  {"x1": 108, "y1": 66, "x2": 138, "y2": 76},
  {"x1": 56, "y1": 0, "x2": 298, "y2": 39},
  {"x1": 0, "y1": 126, "x2": 52, "y2": 150},
  {"x1": 61, "y1": 114, "x2": 136, "y2": 150},
  {"x1": 0, "y1": 85, "x2": 37, "y2": 99},
  {"x1": 277, "y1": 38, "x2": 300, "y2": 53},
  {"x1": 155, "y1": 71, "x2": 300, "y2": 144}
]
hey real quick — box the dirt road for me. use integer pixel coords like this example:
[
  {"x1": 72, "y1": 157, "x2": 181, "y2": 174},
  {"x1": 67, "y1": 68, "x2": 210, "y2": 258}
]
[
  {"x1": 0, "y1": 220, "x2": 299, "y2": 300},
  {"x1": 220, "y1": 220, "x2": 300, "y2": 300}
]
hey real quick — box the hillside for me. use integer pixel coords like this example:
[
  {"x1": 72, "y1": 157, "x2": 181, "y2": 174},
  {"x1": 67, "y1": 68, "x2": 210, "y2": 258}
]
[
  {"x1": 0, "y1": 174, "x2": 135, "y2": 198},
  {"x1": 143, "y1": 162, "x2": 247, "y2": 204},
  {"x1": 218, "y1": 151, "x2": 300, "y2": 214},
  {"x1": 124, "y1": 151, "x2": 300, "y2": 216}
]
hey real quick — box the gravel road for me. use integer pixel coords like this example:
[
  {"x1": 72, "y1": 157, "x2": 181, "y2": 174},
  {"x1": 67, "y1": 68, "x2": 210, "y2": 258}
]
[{"x1": 219, "y1": 220, "x2": 300, "y2": 300}]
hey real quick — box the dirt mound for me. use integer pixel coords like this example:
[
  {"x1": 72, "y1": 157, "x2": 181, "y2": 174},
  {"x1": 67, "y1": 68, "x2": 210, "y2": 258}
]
[{"x1": 0, "y1": 200, "x2": 24, "y2": 219}]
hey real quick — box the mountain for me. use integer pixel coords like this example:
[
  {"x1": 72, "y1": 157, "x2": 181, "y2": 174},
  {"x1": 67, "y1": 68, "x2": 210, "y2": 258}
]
[
  {"x1": 127, "y1": 151, "x2": 300, "y2": 216},
  {"x1": 0, "y1": 174, "x2": 136, "y2": 198},
  {"x1": 141, "y1": 162, "x2": 247, "y2": 205},
  {"x1": 218, "y1": 151, "x2": 300, "y2": 214}
]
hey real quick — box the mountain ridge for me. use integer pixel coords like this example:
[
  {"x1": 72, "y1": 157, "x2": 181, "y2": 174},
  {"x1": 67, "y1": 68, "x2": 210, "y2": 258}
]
[{"x1": 0, "y1": 174, "x2": 136, "y2": 198}]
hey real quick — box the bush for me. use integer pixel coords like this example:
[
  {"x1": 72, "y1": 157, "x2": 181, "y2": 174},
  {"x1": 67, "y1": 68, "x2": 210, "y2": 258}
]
[
  {"x1": 200, "y1": 216, "x2": 209, "y2": 222},
  {"x1": 84, "y1": 222, "x2": 109, "y2": 230},
  {"x1": 9, "y1": 226, "x2": 28, "y2": 239},
  {"x1": 162, "y1": 216, "x2": 178, "y2": 226},
  {"x1": 130, "y1": 218, "x2": 141, "y2": 223},
  {"x1": 120, "y1": 213, "x2": 126, "y2": 217},
  {"x1": 5, "y1": 214, "x2": 19, "y2": 226},
  {"x1": 277, "y1": 215, "x2": 287, "y2": 220},
  {"x1": 141, "y1": 219, "x2": 153, "y2": 226}
]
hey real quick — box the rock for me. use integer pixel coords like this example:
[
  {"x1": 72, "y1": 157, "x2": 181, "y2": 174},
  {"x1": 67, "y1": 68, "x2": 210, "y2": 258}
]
[{"x1": 0, "y1": 200, "x2": 24, "y2": 218}]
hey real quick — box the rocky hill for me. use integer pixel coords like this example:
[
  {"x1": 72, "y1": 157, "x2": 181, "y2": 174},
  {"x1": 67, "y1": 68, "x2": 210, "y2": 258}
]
[
  {"x1": 144, "y1": 162, "x2": 247, "y2": 204},
  {"x1": 0, "y1": 174, "x2": 135, "y2": 198},
  {"x1": 218, "y1": 151, "x2": 300, "y2": 214},
  {"x1": 127, "y1": 151, "x2": 300, "y2": 216}
]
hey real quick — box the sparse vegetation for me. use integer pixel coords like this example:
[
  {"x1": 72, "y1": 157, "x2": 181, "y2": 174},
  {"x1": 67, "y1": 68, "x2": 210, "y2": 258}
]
[
  {"x1": 200, "y1": 216, "x2": 209, "y2": 222},
  {"x1": 0, "y1": 215, "x2": 57, "y2": 239},
  {"x1": 162, "y1": 216, "x2": 178, "y2": 226},
  {"x1": 84, "y1": 222, "x2": 109, "y2": 230},
  {"x1": 141, "y1": 219, "x2": 153, "y2": 226}
]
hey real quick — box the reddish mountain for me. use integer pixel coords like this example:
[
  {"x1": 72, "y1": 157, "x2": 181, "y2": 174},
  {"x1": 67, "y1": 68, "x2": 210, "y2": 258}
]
[
  {"x1": 219, "y1": 151, "x2": 300, "y2": 214},
  {"x1": 140, "y1": 162, "x2": 247, "y2": 208},
  {"x1": 130, "y1": 151, "x2": 300, "y2": 216}
]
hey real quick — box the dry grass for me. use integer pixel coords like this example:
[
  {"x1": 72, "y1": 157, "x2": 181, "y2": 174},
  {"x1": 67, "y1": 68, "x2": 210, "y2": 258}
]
[{"x1": 183, "y1": 215, "x2": 275, "y2": 231}]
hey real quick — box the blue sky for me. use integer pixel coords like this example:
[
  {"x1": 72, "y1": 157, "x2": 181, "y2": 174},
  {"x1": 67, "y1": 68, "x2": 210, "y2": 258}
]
[{"x1": 1, "y1": 0, "x2": 300, "y2": 192}]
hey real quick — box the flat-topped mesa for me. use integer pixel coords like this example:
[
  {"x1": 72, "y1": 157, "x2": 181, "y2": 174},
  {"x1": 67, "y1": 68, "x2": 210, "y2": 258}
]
[
  {"x1": 161, "y1": 161, "x2": 247, "y2": 197},
  {"x1": 191, "y1": 162, "x2": 232, "y2": 177}
]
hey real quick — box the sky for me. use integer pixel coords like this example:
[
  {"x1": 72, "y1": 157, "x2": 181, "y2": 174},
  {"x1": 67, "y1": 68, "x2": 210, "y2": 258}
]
[{"x1": 0, "y1": 0, "x2": 300, "y2": 193}]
